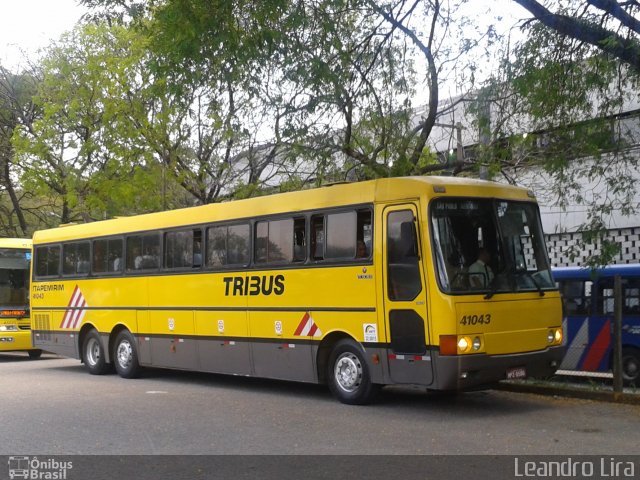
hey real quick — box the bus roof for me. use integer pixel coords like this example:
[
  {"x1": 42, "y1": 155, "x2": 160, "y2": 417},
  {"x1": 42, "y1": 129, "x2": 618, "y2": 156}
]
[
  {"x1": 552, "y1": 264, "x2": 640, "y2": 280},
  {"x1": 32, "y1": 176, "x2": 534, "y2": 244},
  {"x1": 0, "y1": 238, "x2": 32, "y2": 249}
]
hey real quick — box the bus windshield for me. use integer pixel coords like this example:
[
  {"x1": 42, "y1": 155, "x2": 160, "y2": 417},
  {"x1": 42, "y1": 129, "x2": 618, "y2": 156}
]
[
  {"x1": 431, "y1": 198, "x2": 554, "y2": 295},
  {"x1": 0, "y1": 248, "x2": 30, "y2": 307}
]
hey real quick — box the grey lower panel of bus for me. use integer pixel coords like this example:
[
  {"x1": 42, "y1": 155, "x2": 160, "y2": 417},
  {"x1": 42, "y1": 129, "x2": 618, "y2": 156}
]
[
  {"x1": 35, "y1": 330, "x2": 400, "y2": 385},
  {"x1": 141, "y1": 336, "x2": 316, "y2": 382},
  {"x1": 35, "y1": 331, "x2": 323, "y2": 383},
  {"x1": 33, "y1": 330, "x2": 79, "y2": 360},
  {"x1": 33, "y1": 330, "x2": 564, "y2": 390}
]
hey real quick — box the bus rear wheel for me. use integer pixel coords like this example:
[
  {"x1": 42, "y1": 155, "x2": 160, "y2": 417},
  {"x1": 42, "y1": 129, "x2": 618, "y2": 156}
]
[
  {"x1": 113, "y1": 330, "x2": 141, "y2": 379},
  {"x1": 327, "y1": 339, "x2": 380, "y2": 405},
  {"x1": 82, "y1": 330, "x2": 110, "y2": 375},
  {"x1": 622, "y1": 347, "x2": 640, "y2": 385}
]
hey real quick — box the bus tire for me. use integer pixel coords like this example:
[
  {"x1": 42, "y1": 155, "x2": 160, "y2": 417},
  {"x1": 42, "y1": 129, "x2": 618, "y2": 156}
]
[
  {"x1": 83, "y1": 330, "x2": 109, "y2": 375},
  {"x1": 113, "y1": 330, "x2": 141, "y2": 379},
  {"x1": 622, "y1": 347, "x2": 640, "y2": 385},
  {"x1": 327, "y1": 339, "x2": 380, "y2": 405},
  {"x1": 28, "y1": 349, "x2": 42, "y2": 359}
]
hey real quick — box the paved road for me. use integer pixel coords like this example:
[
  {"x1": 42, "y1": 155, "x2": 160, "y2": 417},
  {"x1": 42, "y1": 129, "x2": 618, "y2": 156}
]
[{"x1": 1, "y1": 352, "x2": 639, "y2": 456}]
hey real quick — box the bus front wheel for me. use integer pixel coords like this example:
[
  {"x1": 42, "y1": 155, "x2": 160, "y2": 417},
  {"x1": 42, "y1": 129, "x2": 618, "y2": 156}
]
[
  {"x1": 327, "y1": 339, "x2": 380, "y2": 405},
  {"x1": 82, "y1": 330, "x2": 110, "y2": 375},
  {"x1": 113, "y1": 330, "x2": 141, "y2": 379},
  {"x1": 28, "y1": 349, "x2": 42, "y2": 359},
  {"x1": 622, "y1": 347, "x2": 640, "y2": 385}
]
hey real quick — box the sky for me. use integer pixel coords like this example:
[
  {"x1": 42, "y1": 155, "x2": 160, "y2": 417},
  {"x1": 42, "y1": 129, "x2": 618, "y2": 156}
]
[
  {"x1": 0, "y1": 0, "x2": 530, "y2": 72},
  {"x1": 0, "y1": 0, "x2": 87, "y2": 70}
]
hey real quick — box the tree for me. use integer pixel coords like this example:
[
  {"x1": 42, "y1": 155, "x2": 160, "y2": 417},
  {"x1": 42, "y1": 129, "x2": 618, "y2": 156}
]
[
  {"x1": 0, "y1": 67, "x2": 36, "y2": 236},
  {"x1": 82, "y1": 0, "x2": 498, "y2": 183},
  {"x1": 11, "y1": 24, "x2": 183, "y2": 225},
  {"x1": 513, "y1": 0, "x2": 640, "y2": 72},
  {"x1": 472, "y1": 0, "x2": 640, "y2": 264}
]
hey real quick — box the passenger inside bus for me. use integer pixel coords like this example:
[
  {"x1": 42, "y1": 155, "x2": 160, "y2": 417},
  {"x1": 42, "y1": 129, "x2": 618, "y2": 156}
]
[{"x1": 356, "y1": 240, "x2": 367, "y2": 258}]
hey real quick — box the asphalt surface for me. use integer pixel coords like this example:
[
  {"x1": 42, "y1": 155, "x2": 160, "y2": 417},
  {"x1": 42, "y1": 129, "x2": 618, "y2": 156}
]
[{"x1": 1, "y1": 352, "x2": 639, "y2": 458}]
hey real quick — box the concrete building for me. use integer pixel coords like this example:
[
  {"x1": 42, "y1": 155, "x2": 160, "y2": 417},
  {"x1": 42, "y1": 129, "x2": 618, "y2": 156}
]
[{"x1": 426, "y1": 88, "x2": 640, "y2": 267}]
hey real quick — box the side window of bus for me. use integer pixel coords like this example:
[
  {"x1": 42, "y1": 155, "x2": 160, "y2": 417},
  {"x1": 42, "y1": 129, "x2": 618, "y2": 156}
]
[
  {"x1": 93, "y1": 238, "x2": 124, "y2": 274},
  {"x1": 165, "y1": 229, "x2": 202, "y2": 269},
  {"x1": 126, "y1": 234, "x2": 160, "y2": 271},
  {"x1": 206, "y1": 224, "x2": 250, "y2": 268},
  {"x1": 598, "y1": 279, "x2": 615, "y2": 315},
  {"x1": 255, "y1": 218, "x2": 294, "y2": 264},
  {"x1": 387, "y1": 210, "x2": 421, "y2": 301},
  {"x1": 596, "y1": 278, "x2": 640, "y2": 315},
  {"x1": 624, "y1": 278, "x2": 640, "y2": 315},
  {"x1": 293, "y1": 218, "x2": 306, "y2": 262},
  {"x1": 62, "y1": 242, "x2": 90, "y2": 276},
  {"x1": 358, "y1": 209, "x2": 372, "y2": 258},
  {"x1": 311, "y1": 216, "x2": 325, "y2": 260},
  {"x1": 559, "y1": 280, "x2": 592, "y2": 315},
  {"x1": 310, "y1": 209, "x2": 371, "y2": 261},
  {"x1": 35, "y1": 246, "x2": 60, "y2": 277}
]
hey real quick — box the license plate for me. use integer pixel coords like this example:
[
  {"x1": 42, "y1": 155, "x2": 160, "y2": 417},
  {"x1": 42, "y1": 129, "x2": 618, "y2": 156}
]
[{"x1": 506, "y1": 366, "x2": 527, "y2": 379}]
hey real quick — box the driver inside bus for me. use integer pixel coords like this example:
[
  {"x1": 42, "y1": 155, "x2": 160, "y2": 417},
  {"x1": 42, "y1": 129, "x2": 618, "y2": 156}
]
[{"x1": 469, "y1": 247, "x2": 494, "y2": 288}]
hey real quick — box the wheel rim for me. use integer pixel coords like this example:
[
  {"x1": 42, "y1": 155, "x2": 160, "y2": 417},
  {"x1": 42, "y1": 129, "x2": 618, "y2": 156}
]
[
  {"x1": 334, "y1": 352, "x2": 363, "y2": 393},
  {"x1": 116, "y1": 339, "x2": 133, "y2": 370},
  {"x1": 623, "y1": 354, "x2": 639, "y2": 381},
  {"x1": 86, "y1": 337, "x2": 101, "y2": 366}
]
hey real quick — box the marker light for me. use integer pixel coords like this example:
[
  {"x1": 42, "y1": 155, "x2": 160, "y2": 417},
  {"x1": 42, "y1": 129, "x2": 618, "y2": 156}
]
[{"x1": 439, "y1": 335, "x2": 458, "y2": 356}]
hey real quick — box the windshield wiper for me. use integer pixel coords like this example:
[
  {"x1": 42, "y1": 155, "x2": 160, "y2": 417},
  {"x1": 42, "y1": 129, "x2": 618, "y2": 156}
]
[
  {"x1": 519, "y1": 271, "x2": 545, "y2": 297},
  {"x1": 483, "y1": 276, "x2": 498, "y2": 300}
]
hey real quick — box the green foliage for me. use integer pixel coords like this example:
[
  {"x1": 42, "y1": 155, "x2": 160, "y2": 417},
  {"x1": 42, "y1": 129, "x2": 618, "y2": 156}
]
[
  {"x1": 475, "y1": 4, "x2": 640, "y2": 265},
  {"x1": 11, "y1": 23, "x2": 176, "y2": 223},
  {"x1": 143, "y1": 0, "x2": 432, "y2": 180},
  {"x1": 9, "y1": 0, "x2": 590, "y2": 242}
]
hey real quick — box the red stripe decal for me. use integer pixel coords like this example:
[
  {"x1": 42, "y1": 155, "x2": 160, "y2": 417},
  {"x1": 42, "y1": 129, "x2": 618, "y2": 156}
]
[
  {"x1": 59, "y1": 285, "x2": 80, "y2": 328},
  {"x1": 582, "y1": 319, "x2": 611, "y2": 371},
  {"x1": 70, "y1": 298, "x2": 86, "y2": 328},
  {"x1": 308, "y1": 323, "x2": 318, "y2": 337},
  {"x1": 293, "y1": 312, "x2": 310, "y2": 336}
]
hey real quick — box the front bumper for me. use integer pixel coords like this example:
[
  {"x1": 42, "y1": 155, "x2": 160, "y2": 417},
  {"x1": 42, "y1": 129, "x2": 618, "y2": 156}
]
[
  {"x1": 432, "y1": 345, "x2": 565, "y2": 391},
  {"x1": 0, "y1": 329, "x2": 35, "y2": 352}
]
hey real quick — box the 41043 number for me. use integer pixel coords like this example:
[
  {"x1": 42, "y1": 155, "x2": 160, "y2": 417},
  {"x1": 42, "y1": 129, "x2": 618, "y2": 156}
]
[{"x1": 459, "y1": 314, "x2": 491, "y2": 326}]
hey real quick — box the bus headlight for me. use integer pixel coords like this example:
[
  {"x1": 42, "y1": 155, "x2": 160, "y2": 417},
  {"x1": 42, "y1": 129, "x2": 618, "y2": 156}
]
[
  {"x1": 440, "y1": 334, "x2": 485, "y2": 355},
  {"x1": 554, "y1": 328, "x2": 563, "y2": 344},
  {"x1": 548, "y1": 328, "x2": 562, "y2": 345},
  {"x1": 0, "y1": 324, "x2": 18, "y2": 332},
  {"x1": 457, "y1": 337, "x2": 470, "y2": 352}
]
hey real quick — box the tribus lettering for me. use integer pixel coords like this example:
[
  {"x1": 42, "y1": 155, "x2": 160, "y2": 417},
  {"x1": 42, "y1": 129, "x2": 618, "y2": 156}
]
[{"x1": 223, "y1": 275, "x2": 285, "y2": 296}]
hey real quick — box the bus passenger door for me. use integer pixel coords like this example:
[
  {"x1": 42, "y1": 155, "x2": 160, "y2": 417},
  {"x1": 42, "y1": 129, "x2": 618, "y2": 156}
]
[{"x1": 383, "y1": 204, "x2": 433, "y2": 385}]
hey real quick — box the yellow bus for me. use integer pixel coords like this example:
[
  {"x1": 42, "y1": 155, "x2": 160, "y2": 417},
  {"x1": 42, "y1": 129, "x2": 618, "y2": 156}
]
[
  {"x1": 30, "y1": 177, "x2": 563, "y2": 403},
  {"x1": 0, "y1": 238, "x2": 41, "y2": 359}
]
